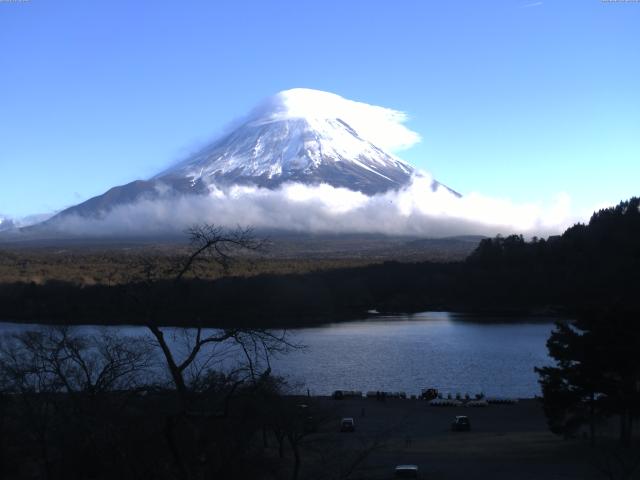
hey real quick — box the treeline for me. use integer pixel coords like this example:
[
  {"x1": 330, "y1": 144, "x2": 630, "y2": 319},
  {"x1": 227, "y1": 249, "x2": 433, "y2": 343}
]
[
  {"x1": 0, "y1": 262, "x2": 465, "y2": 326},
  {"x1": 0, "y1": 197, "x2": 639, "y2": 326},
  {"x1": 467, "y1": 196, "x2": 640, "y2": 313}
]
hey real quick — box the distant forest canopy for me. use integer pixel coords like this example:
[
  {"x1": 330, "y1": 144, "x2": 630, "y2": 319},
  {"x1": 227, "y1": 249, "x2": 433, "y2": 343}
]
[{"x1": 0, "y1": 197, "x2": 638, "y2": 327}]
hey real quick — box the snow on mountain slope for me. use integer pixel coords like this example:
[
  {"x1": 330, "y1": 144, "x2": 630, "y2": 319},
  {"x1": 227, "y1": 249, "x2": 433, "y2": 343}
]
[{"x1": 157, "y1": 88, "x2": 418, "y2": 194}]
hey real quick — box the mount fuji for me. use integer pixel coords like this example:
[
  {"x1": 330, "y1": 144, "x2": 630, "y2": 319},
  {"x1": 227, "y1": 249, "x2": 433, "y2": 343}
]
[{"x1": 35, "y1": 89, "x2": 459, "y2": 227}]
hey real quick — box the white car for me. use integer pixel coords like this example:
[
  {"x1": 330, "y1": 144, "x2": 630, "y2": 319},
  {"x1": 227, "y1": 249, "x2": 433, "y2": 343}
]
[{"x1": 395, "y1": 464, "x2": 419, "y2": 478}]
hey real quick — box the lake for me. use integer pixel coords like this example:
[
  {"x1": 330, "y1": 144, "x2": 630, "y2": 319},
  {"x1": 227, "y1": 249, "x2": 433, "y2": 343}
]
[{"x1": 0, "y1": 312, "x2": 558, "y2": 398}]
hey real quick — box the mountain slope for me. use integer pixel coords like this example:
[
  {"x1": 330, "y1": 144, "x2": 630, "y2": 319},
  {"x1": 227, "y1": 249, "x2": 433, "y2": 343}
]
[
  {"x1": 159, "y1": 115, "x2": 414, "y2": 194},
  {"x1": 37, "y1": 88, "x2": 457, "y2": 226}
]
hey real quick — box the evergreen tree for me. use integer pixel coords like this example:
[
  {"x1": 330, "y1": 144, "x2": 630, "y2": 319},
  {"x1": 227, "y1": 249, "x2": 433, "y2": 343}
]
[{"x1": 536, "y1": 308, "x2": 640, "y2": 445}]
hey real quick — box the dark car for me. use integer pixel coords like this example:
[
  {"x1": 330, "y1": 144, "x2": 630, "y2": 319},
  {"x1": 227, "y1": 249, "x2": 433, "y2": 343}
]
[
  {"x1": 451, "y1": 415, "x2": 471, "y2": 431},
  {"x1": 340, "y1": 417, "x2": 355, "y2": 432},
  {"x1": 421, "y1": 388, "x2": 439, "y2": 400}
]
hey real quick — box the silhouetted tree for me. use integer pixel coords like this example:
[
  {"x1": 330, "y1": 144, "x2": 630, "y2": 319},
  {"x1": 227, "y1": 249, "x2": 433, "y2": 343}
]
[
  {"x1": 138, "y1": 224, "x2": 295, "y2": 406},
  {"x1": 126, "y1": 224, "x2": 301, "y2": 479},
  {"x1": 0, "y1": 326, "x2": 153, "y2": 479},
  {"x1": 537, "y1": 308, "x2": 640, "y2": 446}
]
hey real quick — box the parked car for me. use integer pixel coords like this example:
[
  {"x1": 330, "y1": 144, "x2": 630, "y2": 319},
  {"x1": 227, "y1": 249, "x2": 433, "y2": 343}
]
[
  {"x1": 333, "y1": 390, "x2": 362, "y2": 399},
  {"x1": 340, "y1": 417, "x2": 355, "y2": 432},
  {"x1": 395, "y1": 464, "x2": 419, "y2": 478},
  {"x1": 421, "y1": 388, "x2": 439, "y2": 400},
  {"x1": 451, "y1": 415, "x2": 471, "y2": 431}
]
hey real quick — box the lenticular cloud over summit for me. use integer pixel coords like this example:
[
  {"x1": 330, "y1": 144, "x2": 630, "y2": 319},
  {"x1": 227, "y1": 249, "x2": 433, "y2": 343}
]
[
  {"x1": 251, "y1": 88, "x2": 422, "y2": 152},
  {"x1": 30, "y1": 88, "x2": 580, "y2": 238}
]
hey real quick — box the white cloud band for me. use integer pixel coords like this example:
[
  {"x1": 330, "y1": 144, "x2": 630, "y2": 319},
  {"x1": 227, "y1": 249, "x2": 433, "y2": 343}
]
[{"x1": 49, "y1": 175, "x2": 578, "y2": 238}]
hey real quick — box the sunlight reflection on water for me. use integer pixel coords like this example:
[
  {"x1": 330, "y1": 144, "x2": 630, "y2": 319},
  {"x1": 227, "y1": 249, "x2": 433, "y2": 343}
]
[
  {"x1": 0, "y1": 312, "x2": 557, "y2": 398},
  {"x1": 270, "y1": 312, "x2": 556, "y2": 398}
]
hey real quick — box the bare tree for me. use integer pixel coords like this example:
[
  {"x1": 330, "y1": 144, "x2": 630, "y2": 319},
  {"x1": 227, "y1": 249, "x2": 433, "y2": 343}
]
[
  {"x1": 0, "y1": 326, "x2": 153, "y2": 480},
  {"x1": 2, "y1": 327, "x2": 152, "y2": 396},
  {"x1": 143, "y1": 224, "x2": 295, "y2": 407},
  {"x1": 175, "y1": 224, "x2": 265, "y2": 280},
  {"x1": 0, "y1": 225, "x2": 300, "y2": 480},
  {"x1": 0, "y1": 331, "x2": 59, "y2": 479},
  {"x1": 129, "y1": 224, "x2": 302, "y2": 480}
]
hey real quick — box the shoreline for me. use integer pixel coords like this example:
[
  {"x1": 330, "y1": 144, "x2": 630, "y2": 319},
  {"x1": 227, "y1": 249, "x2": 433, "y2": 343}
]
[{"x1": 0, "y1": 306, "x2": 568, "y2": 329}]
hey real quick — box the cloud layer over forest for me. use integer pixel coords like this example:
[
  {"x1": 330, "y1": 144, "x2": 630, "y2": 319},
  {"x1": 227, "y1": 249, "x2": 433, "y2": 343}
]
[{"x1": 49, "y1": 174, "x2": 578, "y2": 238}]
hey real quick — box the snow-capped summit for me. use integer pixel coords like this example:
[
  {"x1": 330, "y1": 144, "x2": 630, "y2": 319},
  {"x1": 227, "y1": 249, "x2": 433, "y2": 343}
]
[
  {"x1": 156, "y1": 88, "x2": 418, "y2": 194},
  {"x1": 238, "y1": 88, "x2": 420, "y2": 151},
  {"x1": 42, "y1": 89, "x2": 456, "y2": 222}
]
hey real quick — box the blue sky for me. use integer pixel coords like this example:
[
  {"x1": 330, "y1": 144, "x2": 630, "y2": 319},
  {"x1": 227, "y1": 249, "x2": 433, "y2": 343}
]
[{"x1": 0, "y1": 0, "x2": 639, "y2": 218}]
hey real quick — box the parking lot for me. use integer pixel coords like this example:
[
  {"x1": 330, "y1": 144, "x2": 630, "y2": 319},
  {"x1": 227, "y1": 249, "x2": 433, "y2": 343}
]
[{"x1": 298, "y1": 396, "x2": 598, "y2": 479}]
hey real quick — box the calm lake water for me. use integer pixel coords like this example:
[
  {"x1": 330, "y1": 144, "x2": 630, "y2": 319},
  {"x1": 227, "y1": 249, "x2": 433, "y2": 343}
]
[
  {"x1": 0, "y1": 312, "x2": 558, "y2": 398},
  {"x1": 271, "y1": 312, "x2": 556, "y2": 398}
]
